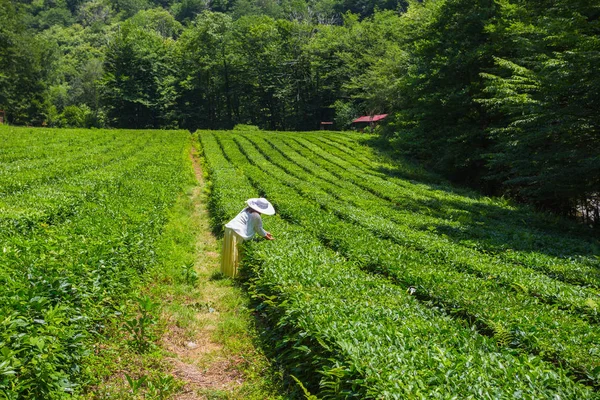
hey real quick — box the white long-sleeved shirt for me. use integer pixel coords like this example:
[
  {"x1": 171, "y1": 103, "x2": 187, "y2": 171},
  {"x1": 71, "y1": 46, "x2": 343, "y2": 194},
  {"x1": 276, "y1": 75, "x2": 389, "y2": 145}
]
[{"x1": 225, "y1": 208, "x2": 267, "y2": 240}]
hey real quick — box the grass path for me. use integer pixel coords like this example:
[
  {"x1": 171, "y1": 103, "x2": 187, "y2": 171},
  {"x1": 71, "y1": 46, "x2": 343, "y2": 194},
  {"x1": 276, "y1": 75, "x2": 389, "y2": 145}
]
[
  {"x1": 85, "y1": 142, "x2": 285, "y2": 399},
  {"x1": 158, "y1": 144, "x2": 286, "y2": 399}
]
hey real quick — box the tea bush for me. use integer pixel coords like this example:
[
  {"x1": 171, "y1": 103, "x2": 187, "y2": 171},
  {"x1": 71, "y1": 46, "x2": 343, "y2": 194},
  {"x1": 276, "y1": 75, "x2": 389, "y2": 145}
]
[
  {"x1": 199, "y1": 129, "x2": 599, "y2": 397},
  {"x1": 0, "y1": 126, "x2": 190, "y2": 398}
]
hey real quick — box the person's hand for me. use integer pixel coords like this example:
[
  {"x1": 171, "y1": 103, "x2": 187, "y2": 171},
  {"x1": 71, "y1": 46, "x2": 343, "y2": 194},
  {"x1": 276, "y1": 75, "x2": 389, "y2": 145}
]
[{"x1": 265, "y1": 232, "x2": 274, "y2": 240}]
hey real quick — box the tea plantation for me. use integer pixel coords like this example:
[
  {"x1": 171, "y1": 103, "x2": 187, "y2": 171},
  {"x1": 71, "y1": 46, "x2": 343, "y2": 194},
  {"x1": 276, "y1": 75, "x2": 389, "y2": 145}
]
[
  {"x1": 1, "y1": 125, "x2": 599, "y2": 398},
  {"x1": 200, "y1": 129, "x2": 600, "y2": 399},
  {"x1": 0, "y1": 126, "x2": 190, "y2": 398}
]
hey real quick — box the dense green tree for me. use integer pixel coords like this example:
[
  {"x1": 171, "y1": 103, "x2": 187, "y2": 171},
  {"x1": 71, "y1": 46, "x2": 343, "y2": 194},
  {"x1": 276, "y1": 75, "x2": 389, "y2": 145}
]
[
  {"x1": 102, "y1": 21, "x2": 177, "y2": 127},
  {"x1": 0, "y1": 0, "x2": 50, "y2": 124},
  {"x1": 34, "y1": 6, "x2": 75, "y2": 29},
  {"x1": 77, "y1": 0, "x2": 114, "y2": 27},
  {"x1": 38, "y1": 24, "x2": 106, "y2": 127},
  {"x1": 333, "y1": 0, "x2": 407, "y2": 18},
  {"x1": 112, "y1": 0, "x2": 152, "y2": 18},
  {"x1": 171, "y1": 0, "x2": 207, "y2": 23},
  {"x1": 175, "y1": 12, "x2": 319, "y2": 130},
  {"x1": 306, "y1": 19, "x2": 355, "y2": 127},
  {"x1": 175, "y1": 11, "x2": 235, "y2": 129},
  {"x1": 129, "y1": 7, "x2": 183, "y2": 38},
  {"x1": 380, "y1": 0, "x2": 498, "y2": 186},
  {"x1": 229, "y1": 0, "x2": 283, "y2": 19},
  {"x1": 309, "y1": 11, "x2": 406, "y2": 127},
  {"x1": 230, "y1": 15, "x2": 317, "y2": 129},
  {"x1": 479, "y1": 0, "x2": 600, "y2": 215},
  {"x1": 66, "y1": 0, "x2": 87, "y2": 13}
]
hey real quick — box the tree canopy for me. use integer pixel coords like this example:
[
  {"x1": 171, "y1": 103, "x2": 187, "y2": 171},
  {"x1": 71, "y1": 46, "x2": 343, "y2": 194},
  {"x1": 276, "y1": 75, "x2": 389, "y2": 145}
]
[{"x1": 0, "y1": 0, "x2": 598, "y2": 221}]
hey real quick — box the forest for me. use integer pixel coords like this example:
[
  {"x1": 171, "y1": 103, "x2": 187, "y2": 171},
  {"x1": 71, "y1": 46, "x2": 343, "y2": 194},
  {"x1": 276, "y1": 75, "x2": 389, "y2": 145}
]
[{"x1": 0, "y1": 0, "x2": 598, "y2": 221}]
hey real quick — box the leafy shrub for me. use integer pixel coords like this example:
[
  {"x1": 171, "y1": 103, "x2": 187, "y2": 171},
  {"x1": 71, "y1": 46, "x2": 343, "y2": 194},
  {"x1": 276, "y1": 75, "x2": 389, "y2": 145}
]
[
  {"x1": 233, "y1": 124, "x2": 261, "y2": 131},
  {"x1": 199, "y1": 129, "x2": 598, "y2": 398},
  {"x1": 0, "y1": 126, "x2": 189, "y2": 397}
]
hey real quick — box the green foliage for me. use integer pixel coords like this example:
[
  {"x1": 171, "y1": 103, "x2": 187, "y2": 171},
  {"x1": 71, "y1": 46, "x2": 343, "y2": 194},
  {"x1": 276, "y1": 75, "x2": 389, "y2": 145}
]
[
  {"x1": 371, "y1": 0, "x2": 498, "y2": 184},
  {"x1": 124, "y1": 372, "x2": 179, "y2": 398},
  {"x1": 0, "y1": 126, "x2": 190, "y2": 398},
  {"x1": 291, "y1": 375, "x2": 318, "y2": 400},
  {"x1": 114, "y1": 0, "x2": 152, "y2": 19},
  {"x1": 476, "y1": 0, "x2": 600, "y2": 215},
  {"x1": 123, "y1": 296, "x2": 159, "y2": 352},
  {"x1": 0, "y1": 0, "x2": 49, "y2": 125},
  {"x1": 171, "y1": 0, "x2": 207, "y2": 23},
  {"x1": 56, "y1": 104, "x2": 90, "y2": 127},
  {"x1": 102, "y1": 20, "x2": 178, "y2": 128},
  {"x1": 233, "y1": 124, "x2": 260, "y2": 131},
  {"x1": 125, "y1": 373, "x2": 147, "y2": 395},
  {"x1": 76, "y1": 0, "x2": 114, "y2": 27},
  {"x1": 174, "y1": 11, "x2": 236, "y2": 130},
  {"x1": 365, "y1": 0, "x2": 600, "y2": 219},
  {"x1": 129, "y1": 7, "x2": 183, "y2": 38},
  {"x1": 180, "y1": 261, "x2": 199, "y2": 285},
  {"x1": 199, "y1": 129, "x2": 599, "y2": 398},
  {"x1": 146, "y1": 374, "x2": 178, "y2": 399},
  {"x1": 4, "y1": 0, "x2": 599, "y2": 219},
  {"x1": 333, "y1": 0, "x2": 406, "y2": 18}
]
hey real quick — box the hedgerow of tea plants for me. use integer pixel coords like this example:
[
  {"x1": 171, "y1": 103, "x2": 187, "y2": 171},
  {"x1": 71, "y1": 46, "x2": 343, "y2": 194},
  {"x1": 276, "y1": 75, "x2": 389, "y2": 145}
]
[
  {"x1": 228, "y1": 131, "x2": 600, "y2": 386},
  {"x1": 0, "y1": 126, "x2": 190, "y2": 398},
  {"x1": 198, "y1": 129, "x2": 599, "y2": 398}
]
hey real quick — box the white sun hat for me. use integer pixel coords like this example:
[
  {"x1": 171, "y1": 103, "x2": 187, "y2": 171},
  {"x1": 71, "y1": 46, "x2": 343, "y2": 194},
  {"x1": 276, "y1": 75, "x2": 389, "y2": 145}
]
[{"x1": 247, "y1": 198, "x2": 275, "y2": 215}]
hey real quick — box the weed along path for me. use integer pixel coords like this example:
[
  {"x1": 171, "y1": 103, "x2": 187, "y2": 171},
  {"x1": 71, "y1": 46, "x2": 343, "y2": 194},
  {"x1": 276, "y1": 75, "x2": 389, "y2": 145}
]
[{"x1": 156, "y1": 144, "x2": 285, "y2": 399}]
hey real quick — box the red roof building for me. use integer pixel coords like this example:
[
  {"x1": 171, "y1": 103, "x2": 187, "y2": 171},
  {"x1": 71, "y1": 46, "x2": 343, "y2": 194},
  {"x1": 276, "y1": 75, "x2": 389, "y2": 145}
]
[{"x1": 352, "y1": 114, "x2": 388, "y2": 123}]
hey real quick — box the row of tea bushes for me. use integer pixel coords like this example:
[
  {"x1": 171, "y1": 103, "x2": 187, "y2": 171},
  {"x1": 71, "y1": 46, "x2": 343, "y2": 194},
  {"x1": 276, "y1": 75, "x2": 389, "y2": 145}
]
[
  {"x1": 295, "y1": 133, "x2": 600, "y2": 288},
  {"x1": 200, "y1": 130, "x2": 597, "y2": 398},
  {"x1": 229, "y1": 132, "x2": 600, "y2": 387},
  {"x1": 240, "y1": 134, "x2": 600, "y2": 319},
  {"x1": 0, "y1": 127, "x2": 190, "y2": 398}
]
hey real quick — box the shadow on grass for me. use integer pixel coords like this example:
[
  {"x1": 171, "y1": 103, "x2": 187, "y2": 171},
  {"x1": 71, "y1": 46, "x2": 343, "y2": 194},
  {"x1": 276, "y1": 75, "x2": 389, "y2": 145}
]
[
  {"x1": 209, "y1": 270, "x2": 227, "y2": 281},
  {"x1": 359, "y1": 135, "x2": 600, "y2": 261},
  {"x1": 356, "y1": 135, "x2": 446, "y2": 186}
]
